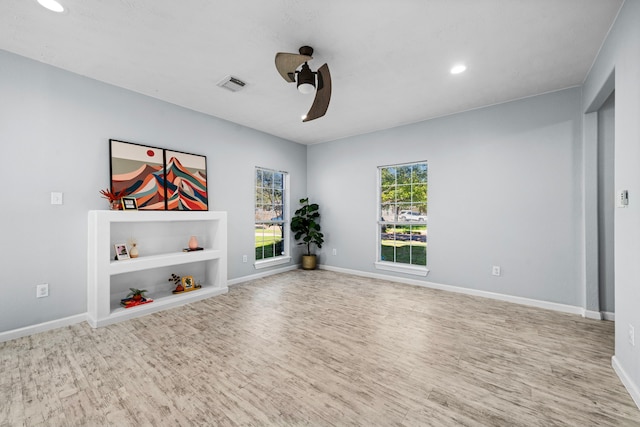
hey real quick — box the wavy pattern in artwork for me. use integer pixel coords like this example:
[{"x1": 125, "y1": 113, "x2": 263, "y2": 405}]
[
  {"x1": 166, "y1": 157, "x2": 208, "y2": 210},
  {"x1": 112, "y1": 163, "x2": 165, "y2": 210}
]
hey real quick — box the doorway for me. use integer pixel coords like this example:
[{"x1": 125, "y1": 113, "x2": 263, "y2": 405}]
[{"x1": 597, "y1": 91, "x2": 615, "y2": 320}]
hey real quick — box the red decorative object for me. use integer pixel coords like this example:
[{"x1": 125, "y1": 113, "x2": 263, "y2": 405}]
[{"x1": 120, "y1": 298, "x2": 153, "y2": 308}]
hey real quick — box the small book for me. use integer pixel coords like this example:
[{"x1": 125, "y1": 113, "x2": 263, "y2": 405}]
[{"x1": 183, "y1": 247, "x2": 204, "y2": 252}]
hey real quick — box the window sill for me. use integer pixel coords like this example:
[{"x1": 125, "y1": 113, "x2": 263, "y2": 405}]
[
  {"x1": 374, "y1": 261, "x2": 429, "y2": 276},
  {"x1": 254, "y1": 256, "x2": 292, "y2": 270}
]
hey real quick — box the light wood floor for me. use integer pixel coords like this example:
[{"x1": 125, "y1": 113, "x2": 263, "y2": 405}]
[{"x1": 1, "y1": 270, "x2": 639, "y2": 426}]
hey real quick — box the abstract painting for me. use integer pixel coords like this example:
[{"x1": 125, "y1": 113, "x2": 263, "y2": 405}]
[
  {"x1": 165, "y1": 150, "x2": 208, "y2": 211},
  {"x1": 109, "y1": 140, "x2": 208, "y2": 211}
]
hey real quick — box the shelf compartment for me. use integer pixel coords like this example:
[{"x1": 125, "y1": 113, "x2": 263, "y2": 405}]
[{"x1": 109, "y1": 249, "x2": 222, "y2": 275}]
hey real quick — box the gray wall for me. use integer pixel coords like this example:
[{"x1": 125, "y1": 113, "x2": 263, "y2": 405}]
[
  {"x1": 0, "y1": 50, "x2": 306, "y2": 333},
  {"x1": 583, "y1": 0, "x2": 640, "y2": 406},
  {"x1": 308, "y1": 88, "x2": 584, "y2": 306}
]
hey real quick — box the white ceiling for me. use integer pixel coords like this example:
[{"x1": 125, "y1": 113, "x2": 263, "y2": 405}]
[{"x1": 0, "y1": 0, "x2": 623, "y2": 145}]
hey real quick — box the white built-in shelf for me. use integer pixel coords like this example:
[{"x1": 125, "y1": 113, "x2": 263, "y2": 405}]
[
  {"x1": 109, "y1": 249, "x2": 223, "y2": 275},
  {"x1": 87, "y1": 210, "x2": 228, "y2": 327}
]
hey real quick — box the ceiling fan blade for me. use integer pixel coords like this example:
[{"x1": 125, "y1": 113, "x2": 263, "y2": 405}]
[
  {"x1": 303, "y1": 63, "x2": 331, "y2": 122},
  {"x1": 275, "y1": 52, "x2": 312, "y2": 83}
]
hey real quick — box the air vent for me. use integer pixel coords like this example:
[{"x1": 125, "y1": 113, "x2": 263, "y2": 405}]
[{"x1": 217, "y1": 76, "x2": 246, "y2": 92}]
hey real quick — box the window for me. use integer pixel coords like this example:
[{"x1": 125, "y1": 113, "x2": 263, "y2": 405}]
[
  {"x1": 255, "y1": 167, "x2": 290, "y2": 268},
  {"x1": 377, "y1": 162, "x2": 428, "y2": 274}
]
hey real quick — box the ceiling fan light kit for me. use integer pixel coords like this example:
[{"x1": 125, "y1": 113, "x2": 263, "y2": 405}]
[
  {"x1": 296, "y1": 63, "x2": 316, "y2": 94},
  {"x1": 275, "y1": 45, "x2": 332, "y2": 122}
]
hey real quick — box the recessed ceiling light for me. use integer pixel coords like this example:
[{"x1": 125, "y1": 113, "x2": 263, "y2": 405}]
[
  {"x1": 37, "y1": 0, "x2": 65, "y2": 13},
  {"x1": 450, "y1": 64, "x2": 467, "y2": 75}
]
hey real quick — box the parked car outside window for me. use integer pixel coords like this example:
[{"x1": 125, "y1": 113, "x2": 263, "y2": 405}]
[{"x1": 398, "y1": 210, "x2": 427, "y2": 221}]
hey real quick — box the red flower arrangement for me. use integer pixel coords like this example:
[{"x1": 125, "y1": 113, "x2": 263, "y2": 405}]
[{"x1": 99, "y1": 188, "x2": 127, "y2": 210}]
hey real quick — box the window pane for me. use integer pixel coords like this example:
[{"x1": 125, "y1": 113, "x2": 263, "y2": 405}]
[
  {"x1": 413, "y1": 163, "x2": 427, "y2": 182},
  {"x1": 263, "y1": 170, "x2": 273, "y2": 188},
  {"x1": 255, "y1": 188, "x2": 264, "y2": 206},
  {"x1": 381, "y1": 167, "x2": 396, "y2": 187},
  {"x1": 412, "y1": 184, "x2": 427, "y2": 205},
  {"x1": 397, "y1": 184, "x2": 412, "y2": 203},
  {"x1": 273, "y1": 204, "x2": 284, "y2": 220},
  {"x1": 274, "y1": 172, "x2": 283, "y2": 189},
  {"x1": 381, "y1": 203, "x2": 395, "y2": 222},
  {"x1": 273, "y1": 189, "x2": 283, "y2": 205},
  {"x1": 256, "y1": 169, "x2": 263, "y2": 187},
  {"x1": 380, "y1": 226, "x2": 397, "y2": 263},
  {"x1": 397, "y1": 165, "x2": 412, "y2": 184}
]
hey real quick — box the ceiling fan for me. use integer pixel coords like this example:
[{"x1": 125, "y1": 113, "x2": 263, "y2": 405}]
[{"x1": 275, "y1": 46, "x2": 332, "y2": 122}]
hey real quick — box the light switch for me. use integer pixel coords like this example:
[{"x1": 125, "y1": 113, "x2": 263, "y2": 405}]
[
  {"x1": 51, "y1": 192, "x2": 63, "y2": 205},
  {"x1": 616, "y1": 190, "x2": 629, "y2": 208}
]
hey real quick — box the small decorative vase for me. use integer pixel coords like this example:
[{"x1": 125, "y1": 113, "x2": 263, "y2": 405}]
[
  {"x1": 110, "y1": 200, "x2": 121, "y2": 210},
  {"x1": 188, "y1": 236, "x2": 198, "y2": 249},
  {"x1": 129, "y1": 244, "x2": 139, "y2": 258}
]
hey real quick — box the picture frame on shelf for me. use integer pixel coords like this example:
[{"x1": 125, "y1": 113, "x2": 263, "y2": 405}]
[
  {"x1": 181, "y1": 275, "x2": 194, "y2": 290},
  {"x1": 121, "y1": 197, "x2": 138, "y2": 210},
  {"x1": 114, "y1": 243, "x2": 130, "y2": 260}
]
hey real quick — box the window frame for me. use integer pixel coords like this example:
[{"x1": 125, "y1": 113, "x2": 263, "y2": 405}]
[
  {"x1": 254, "y1": 167, "x2": 291, "y2": 269},
  {"x1": 375, "y1": 161, "x2": 429, "y2": 276}
]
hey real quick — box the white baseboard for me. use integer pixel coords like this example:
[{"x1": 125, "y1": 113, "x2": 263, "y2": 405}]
[
  {"x1": 319, "y1": 264, "x2": 585, "y2": 316},
  {"x1": 0, "y1": 313, "x2": 87, "y2": 343},
  {"x1": 584, "y1": 310, "x2": 603, "y2": 320},
  {"x1": 227, "y1": 264, "x2": 300, "y2": 286},
  {"x1": 602, "y1": 311, "x2": 615, "y2": 321},
  {"x1": 612, "y1": 356, "x2": 640, "y2": 410}
]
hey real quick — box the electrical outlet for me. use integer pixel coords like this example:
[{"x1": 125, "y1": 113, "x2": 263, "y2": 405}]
[
  {"x1": 50, "y1": 192, "x2": 63, "y2": 205},
  {"x1": 332, "y1": 248, "x2": 337, "y2": 256},
  {"x1": 242, "y1": 255, "x2": 248, "y2": 263},
  {"x1": 492, "y1": 266, "x2": 501, "y2": 276},
  {"x1": 36, "y1": 283, "x2": 49, "y2": 298},
  {"x1": 629, "y1": 324, "x2": 635, "y2": 346}
]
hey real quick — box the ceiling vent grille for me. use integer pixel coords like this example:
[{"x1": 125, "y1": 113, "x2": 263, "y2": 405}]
[{"x1": 217, "y1": 76, "x2": 246, "y2": 92}]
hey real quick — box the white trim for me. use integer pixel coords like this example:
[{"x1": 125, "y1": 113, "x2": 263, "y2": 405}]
[
  {"x1": 602, "y1": 311, "x2": 615, "y2": 321},
  {"x1": 374, "y1": 261, "x2": 429, "y2": 276},
  {"x1": 0, "y1": 313, "x2": 87, "y2": 343},
  {"x1": 612, "y1": 356, "x2": 640, "y2": 410},
  {"x1": 229, "y1": 263, "x2": 299, "y2": 286},
  {"x1": 254, "y1": 256, "x2": 292, "y2": 270},
  {"x1": 584, "y1": 310, "x2": 603, "y2": 320},
  {"x1": 320, "y1": 265, "x2": 584, "y2": 316}
]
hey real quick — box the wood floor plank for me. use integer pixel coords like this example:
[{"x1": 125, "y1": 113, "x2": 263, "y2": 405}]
[{"x1": 1, "y1": 269, "x2": 639, "y2": 426}]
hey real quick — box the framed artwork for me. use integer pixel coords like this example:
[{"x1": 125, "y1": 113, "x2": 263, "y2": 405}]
[
  {"x1": 109, "y1": 140, "x2": 208, "y2": 211},
  {"x1": 181, "y1": 275, "x2": 194, "y2": 290},
  {"x1": 165, "y1": 150, "x2": 208, "y2": 211},
  {"x1": 114, "y1": 243, "x2": 130, "y2": 260},
  {"x1": 121, "y1": 197, "x2": 138, "y2": 210}
]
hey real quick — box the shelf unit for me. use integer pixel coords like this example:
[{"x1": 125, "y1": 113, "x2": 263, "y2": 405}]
[{"x1": 87, "y1": 210, "x2": 227, "y2": 327}]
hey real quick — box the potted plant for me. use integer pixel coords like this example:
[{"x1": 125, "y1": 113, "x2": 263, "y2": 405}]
[
  {"x1": 291, "y1": 197, "x2": 324, "y2": 270},
  {"x1": 99, "y1": 188, "x2": 127, "y2": 210},
  {"x1": 126, "y1": 288, "x2": 148, "y2": 302}
]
